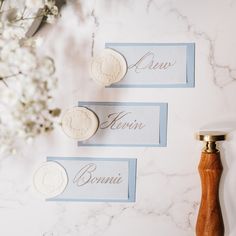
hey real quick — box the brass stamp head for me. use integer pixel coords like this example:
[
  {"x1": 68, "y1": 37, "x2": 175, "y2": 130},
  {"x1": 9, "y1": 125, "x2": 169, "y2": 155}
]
[{"x1": 196, "y1": 131, "x2": 227, "y2": 153}]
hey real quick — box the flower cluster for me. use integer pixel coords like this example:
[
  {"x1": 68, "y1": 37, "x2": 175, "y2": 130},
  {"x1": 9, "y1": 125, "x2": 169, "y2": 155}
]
[{"x1": 0, "y1": 0, "x2": 60, "y2": 156}]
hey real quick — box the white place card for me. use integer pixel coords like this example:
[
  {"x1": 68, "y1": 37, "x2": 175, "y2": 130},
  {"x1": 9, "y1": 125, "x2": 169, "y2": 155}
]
[
  {"x1": 47, "y1": 157, "x2": 137, "y2": 202},
  {"x1": 78, "y1": 102, "x2": 168, "y2": 147},
  {"x1": 106, "y1": 43, "x2": 195, "y2": 88}
]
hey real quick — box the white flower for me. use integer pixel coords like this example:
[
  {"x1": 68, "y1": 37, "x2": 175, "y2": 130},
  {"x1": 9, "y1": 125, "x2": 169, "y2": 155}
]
[
  {"x1": 44, "y1": 0, "x2": 56, "y2": 8},
  {"x1": 0, "y1": 62, "x2": 11, "y2": 77},
  {"x1": 14, "y1": 48, "x2": 37, "y2": 73},
  {"x1": 0, "y1": 89, "x2": 19, "y2": 107},
  {"x1": 25, "y1": 0, "x2": 44, "y2": 9},
  {"x1": 38, "y1": 57, "x2": 55, "y2": 75},
  {"x1": 0, "y1": 0, "x2": 60, "y2": 157},
  {"x1": 2, "y1": 26, "x2": 24, "y2": 40},
  {"x1": 46, "y1": 15, "x2": 55, "y2": 24},
  {"x1": 0, "y1": 40, "x2": 19, "y2": 59},
  {"x1": 50, "y1": 5, "x2": 58, "y2": 15},
  {"x1": 2, "y1": 8, "x2": 19, "y2": 22},
  {"x1": 44, "y1": 0, "x2": 58, "y2": 23}
]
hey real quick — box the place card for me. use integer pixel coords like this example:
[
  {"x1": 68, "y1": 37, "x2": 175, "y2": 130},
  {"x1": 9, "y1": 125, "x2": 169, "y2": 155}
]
[
  {"x1": 46, "y1": 157, "x2": 137, "y2": 202},
  {"x1": 78, "y1": 102, "x2": 168, "y2": 147},
  {"x1": 105, "y1": 43, "x2": 195, "y2": 88}
]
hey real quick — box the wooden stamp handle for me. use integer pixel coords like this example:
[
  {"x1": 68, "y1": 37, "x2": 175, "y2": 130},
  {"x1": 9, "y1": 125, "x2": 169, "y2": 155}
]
[{"x1": 196, "y1": 151, "x2": 224, "y2": 236}]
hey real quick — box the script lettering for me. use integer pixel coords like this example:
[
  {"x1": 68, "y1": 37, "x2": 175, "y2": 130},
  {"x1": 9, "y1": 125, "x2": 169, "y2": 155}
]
[
  {"x1": 100, "y1": 111, "x2": 145, "y2": 130},
  {"x1": 73, "y1": 163, "x2": 123, "y2": 187},
  {"x1": 129, "y1": 51, "x2": 176, "y2": 73}
]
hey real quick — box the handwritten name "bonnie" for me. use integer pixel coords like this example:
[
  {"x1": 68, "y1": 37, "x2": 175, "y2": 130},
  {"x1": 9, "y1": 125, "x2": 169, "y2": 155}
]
[
  {"x1": 100, "y1": 111, "x2": 145, "y2": 130},
  {"x1": 73, "y1": 163, "x2": 122, "y2": 187},
  {"x1": 129, "y1": 51, "x2": 176, "y2": 73}
]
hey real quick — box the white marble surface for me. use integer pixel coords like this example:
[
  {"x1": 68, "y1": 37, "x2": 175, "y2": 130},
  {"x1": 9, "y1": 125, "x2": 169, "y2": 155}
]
[{"x1": 1, "y1": 0, "x2": 236, "y2": 235}]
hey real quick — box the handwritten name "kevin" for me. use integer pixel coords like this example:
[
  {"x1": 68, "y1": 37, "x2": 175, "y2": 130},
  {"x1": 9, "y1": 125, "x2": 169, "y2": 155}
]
[
  {"x1": 73, "y1": 163, "x2": 122, "y2": 187},
  {"x1": 100, "y1": 111, "x2": 145, "y2": 130},
  {"x1": 129, "y1": 51, "x2": 176, "y2": 73}
]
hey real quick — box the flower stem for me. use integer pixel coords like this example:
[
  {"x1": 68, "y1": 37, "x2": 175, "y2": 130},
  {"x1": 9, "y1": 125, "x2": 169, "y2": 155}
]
[{"x1": 0, "y1": 72, "x2": 22, "y2": 87}]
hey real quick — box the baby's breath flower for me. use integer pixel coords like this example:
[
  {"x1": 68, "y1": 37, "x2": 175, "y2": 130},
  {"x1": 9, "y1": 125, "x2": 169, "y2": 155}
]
[
  {"x1": 0, "y1": 0, "x2": 60, "y2": 157},
  {"x1": 25, "y1": 0, "x2": 44, "y2": 9}
]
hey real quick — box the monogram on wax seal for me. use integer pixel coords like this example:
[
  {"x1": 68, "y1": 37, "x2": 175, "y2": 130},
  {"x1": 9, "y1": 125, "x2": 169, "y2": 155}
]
[
  {"x1": 61, "y1": 107, "x2": 99, "y2": 141},
  {"x1": 33, "y1": 162, "x2": 68, "y2": 198},
  {"x1": 90, "y1": 48, "x2": 127, "y2": 86}
]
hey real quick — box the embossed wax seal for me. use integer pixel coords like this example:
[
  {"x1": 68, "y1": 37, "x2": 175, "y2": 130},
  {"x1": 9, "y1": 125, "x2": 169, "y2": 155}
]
[
  {"x1": 61, "y1": 107, "x2": 99, "y2": 141},
  {"x1": 90, "y1": 48, "x2": 127, "y2": 86},
  {"x1": 33, "y1": 162, "x2": 68, "y2": 198}
]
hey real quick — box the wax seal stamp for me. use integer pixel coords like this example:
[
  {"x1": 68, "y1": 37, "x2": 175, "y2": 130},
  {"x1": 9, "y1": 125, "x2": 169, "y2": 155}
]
[
  {"x1": 195, "y1": 131, "x2": 226, "y2": 236},
  {"x1": 61, "y1": 107, "x2": 99, "y2": 141},
  {"x1": 33, "y1": 162, "x2": 68, "y2": 198},
  {"x1": 90, "y1": 48, "x2": 127, "y2": 86}
]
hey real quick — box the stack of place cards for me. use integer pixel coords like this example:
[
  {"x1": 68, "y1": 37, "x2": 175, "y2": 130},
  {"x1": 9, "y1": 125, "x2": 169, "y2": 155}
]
[{"x1": 34, "y1": 42, "x2": 195, "y2": 203}]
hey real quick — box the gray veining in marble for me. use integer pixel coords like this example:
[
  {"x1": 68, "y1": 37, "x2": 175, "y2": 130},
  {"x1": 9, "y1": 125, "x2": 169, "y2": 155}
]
[{"x1": 1, "y1": 0, "x2": 236, "y2": 235}]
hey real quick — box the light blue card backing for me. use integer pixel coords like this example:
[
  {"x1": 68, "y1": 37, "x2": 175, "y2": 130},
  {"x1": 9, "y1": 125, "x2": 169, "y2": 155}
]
[
  {"x1": 78, "y1": 102, "x2": 168, "y2": 147},
  {"x1": 46, "y1": 157, "x2": 137, "y2": 202},
  {"x1": 105, "y1": 43, "x2": 195, "y2": 88}
]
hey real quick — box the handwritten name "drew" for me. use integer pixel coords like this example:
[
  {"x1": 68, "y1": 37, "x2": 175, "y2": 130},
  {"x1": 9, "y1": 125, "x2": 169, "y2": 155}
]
[
  {"x1": 129, "y1": 51, "x2": 176, "y2": 73},
  {"x1": 73, "y1": 163, "x2": 122, "y2": 187},
  {"x1": 100, "y1": 111, "x2": 145, "y2": 130}
]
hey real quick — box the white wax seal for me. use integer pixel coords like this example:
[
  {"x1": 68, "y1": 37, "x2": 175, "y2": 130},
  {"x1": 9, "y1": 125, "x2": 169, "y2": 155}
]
[
  {"x1": 90, "y1": 48, "x2": 127, "y2": 86},
  {"x1": 33, "y1": 162, "x2": 68, "y2": 198},
  {"x1": 61, "y1": 107, "x2": 99, "y2": 141}
]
